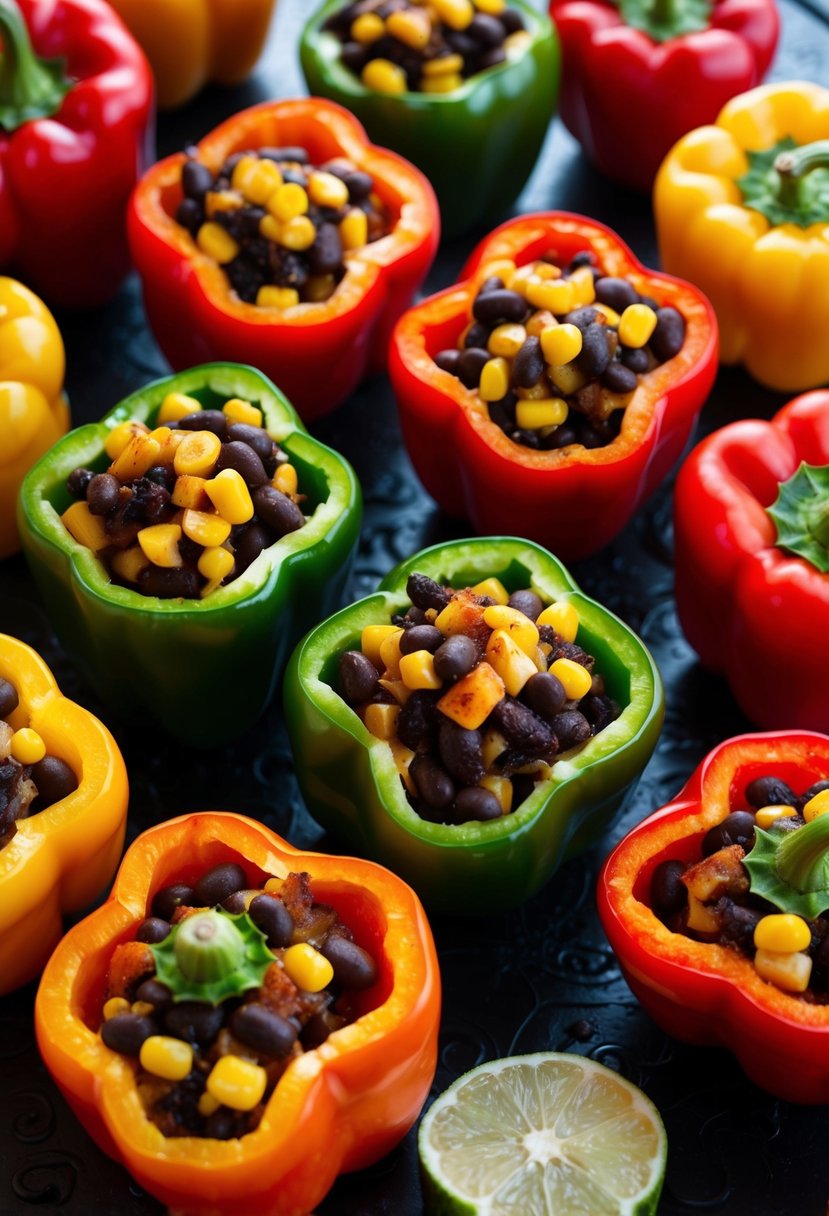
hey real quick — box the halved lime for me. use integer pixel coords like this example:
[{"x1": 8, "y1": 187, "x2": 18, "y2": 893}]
[{"x1": 418, "y1": 1052, "x2": 667, "y2": 1216}]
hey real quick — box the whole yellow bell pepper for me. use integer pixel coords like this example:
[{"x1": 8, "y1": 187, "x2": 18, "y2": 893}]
[
  {"x1": 107, "y1": 0, "x2": 277, "y2": 109},
  {"x1": 655, "y1": 81, "x2": 829, "y2": 392},
  {"x1": 0, "y1": 277, "x2": 69, "y2": 559}
]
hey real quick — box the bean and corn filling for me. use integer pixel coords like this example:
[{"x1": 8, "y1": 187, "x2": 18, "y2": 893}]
[
  {"x1": 176, "y1": 147, "x2": 388, "y2": 306},
  {"x1": 651, "y1": 775, "x2": 829, "y2": 999},
  {"x1": 323, "y1": 0, "x2": 531, "y2": 95},
  {"x1": 434, "y1": 250, "x2": 687, "y2": 450},
  {"x1": 63, "y1": 395, "x2": 306, "y2": 600},
  {"x1": 0, "y1": 677, "x2": 77, "y2": 848},
  {"x1": 98, "y1": 861, "x2": 379, "y2": 1140},
  {"x1": 338, "y1": 572, "x2": 618, "y2": 824}
]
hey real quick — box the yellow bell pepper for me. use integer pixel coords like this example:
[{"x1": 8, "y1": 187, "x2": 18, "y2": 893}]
[
  {"x1": 655, "y1": 81, "x2": 829, "y2": 392},
  {"x1": 0, "y1": 277, "x2": 69, "y2": 558},
  {"x1": 107, "y1": 0, "x2": 277, "y2": 109}
]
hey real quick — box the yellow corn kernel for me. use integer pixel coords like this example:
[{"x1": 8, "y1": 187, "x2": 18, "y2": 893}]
[
  {"x1": 109, "y1": 433, "x2": 162, "y2": 482},
  {"x1": 618, "y1": 303, "x2": 658, "y2": 349},
  {"x1": 754, "y1": 948, "x2": 812, "y2": 993},
  {"x1": 131, "y1": 1000, "x2": 155, "y2": 1018},
  {"x1": 379, "y1": 676, "x2": 411, "y2": 705},
  {"x1": 508, "y1": 264, "x2": 539, "y2": 293},
  {"x1": 481, "y1": 729, "x2": 509, "y2": 768},
  {"x1": 755, "y1": 804, "x2": 797, "y2": 829},
  {"x1": 525, "y1": 309, "x2": 555, "y2": 337},
  {"x1": 379, "y1": 627, "x2": 404, "y2": 677},
  {"x1": 223, "y1": 398, "x2": 263, "y2": 427},
  {"x1": 569, "y1": 265, "x2": 596, "y2": 306},
  {"x1": 754, "y1": 913, "x2": 812, "y2": 954},
  {"x1": 474, "y1": 0, "x2": 505, "y2": 11},
  {"x1": 387, "y1": 7, "x2": 431, "y2": 47},
  {"x1": 515, "y1": 381, "x2": 549, "y2": 402},
  {"x1": 364, "y1": 702, "x2": 400, "y2": 740},
  {"x1": 437, "y1": 661, "x2": 505, "y2": 730},
  {"x1": 103, "y1": 997, "x2": 130, "y2": 1020},
  {"x1": 421, "y1": 73, "x2": 464, "y2": 93},
  {"x1": 485, "y1": 629, "x2": 537, "y2": 696},
  {"x1": 433, "y1": 0, "x2": 474, "y2": 29},
  {"x1": 206, "y1": 1055, "x2": 267, "y2": 1112},
  {"x1": 804, "y1": 789, "x2": 829, "y2": 821},
  {"x1": 305, "y1": 273, "x2": 336, "y2": 302},
  {"x1": 389, "y1": 737, "x2": 416, "y2": 795},
  {"x1": 362, "y1": 58, "x2": 407, "y2": 94},
  {"x1": 196, "y1": 221, "x2": 239, "y2": 265},
  {"x1": 422, "y1": 52, "x2": 464, "y2": 76},
  {"x1": 234, "y1": 156, "x2": 283, "y2": 205},
  {"x1": 479, "y1": 357, "x2": 510, "y2": 402},
  {"x1": 340, "y1": 207, "x2": 368, "y2": 251},
  {"x1": 111, "y1": 546, "x2": 149, "y2": 583},
  {"x1": 483, "y1": 605, "x2": 539, "y2": 654},
  {"x1": 267, "y1": 181, "x2": 309, "y2": 222},
  {"x1": 361, "y1": 624, "x2": 400, "y2": 669},
  {"x1": 399, "y1": 650, "x2": 442, "y2": 691},
  {"x1": 104, "y1": 419, "x2": 149, "y2": 460},
  {"x1": 283, "y1": 943, "x2": 334, "y2": 993},
  {"x1": 505, "y1": 29, "x2": 533, "y2": 52},
  {"x1": 280, "y1": 215, "x2": 317, "y2": 252},
  {"x1": 686, "y1": 892, "x2": 718, "y2": 933},
  {"x1": 150, "y1": 428, "x2": 187, "y2": 470},
  {"x1": 273, "y1": 463, "x2": 298, "y2": 495},
  {"x1": 515, "y1": 398, "x2": 569, "y2": 431},
  {"x1": 525, "y1": 279, "x2": 574, "y2": 315},
  {"x1": 488, "y1": 323, "x2": 526, "y2": 358},
  {"x1": 205, "y1": 468, "x2": 254, "y2": 525},
  {"x1": 139, "y1": 1035, "x2": 193, "y2": 1081},
  {"x1": 532, "y1": 260, "x2": 561, "y2": 280},
  {"x1": 172, "y1": 474, "x2": 209, "y2": 510},
  {"x1": 257, "y1": 285, "x2": 300, "y2": 309},
  {"x1": 263, "y1": 876, "x2": 283, "y2": 895},
  {"x1": 259, "y1": 214, "x2": 283, "y2": 243},
  {"x1": 158, "y1": 392, "x2": 201, "y2": 424},
  {"x1": 174, "y1": 429, "x2": 222, "y2": 478},
  {"x1": 61, "y1": 501, "x2": 109, "y2": 553},
  {"x1": 351, "y1": 11, "x2": 385, "y2": 42},
  {"x1": 548, "y1": 362, "x2": 587, "y2": 395},
  {"x1": 197, "y1": 1091, "x2": 221, "y2": 1117},
  {"x1": 205, "y1": 190, "x2": 242, "y2": 218},
  {"x1": 198, "y1": 545, "x2": 235, "y2": 584},
  {"x1": 138, "y1": 523, "x2": 182, "y2": 569},
  {"x1": 471, "y1": 577, "x2": 509, "y2": 604},
  {"x1": 592, "y1": 302, "x2": 621, "y2": 327},
  {"x1": 11, "y1": 727, "x2": 45, "y2": 765},
  {"x1": 181, "y1": 508, "x2": 232, "y2": 548},
  {"x1": 550, "y1": 657, "x2": 592, "y2": 700},
  {"x1": 540, "y1": 322, "x2": 582, "y2": 366},
  {"x1": 308, "y1": 171, "x2": 350, "y2": 210},
  {"x1": 537, "y1": 600, "x2": 579, "y2": 642},
  {"x1": 479, "y1": 775, "x2": 512, "y2": 814}
]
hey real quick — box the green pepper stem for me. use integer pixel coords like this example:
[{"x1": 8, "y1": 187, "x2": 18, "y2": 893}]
[
  {"x1": 808, "y1": 499, "x2": 829, "y2": 550},
  {"x1": 173, "y1": 910, "x2": 246, "y2": 983},
  {"x1": 648, "y1": 0, "x2": 679, "y2": 25},
  {"x1": 0, "y1": 0, "x2": 72, "y2": 132},
  {"x1": 776, "y1": 813, "x2": 829, "y2": 893},
  {"x1": 774, "y1": 141, "x2": 829, "y2": 210}
]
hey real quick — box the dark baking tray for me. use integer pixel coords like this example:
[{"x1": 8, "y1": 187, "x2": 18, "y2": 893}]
[{"x1": 2, "y1": 1, "x2": 828, "y2": 1212}]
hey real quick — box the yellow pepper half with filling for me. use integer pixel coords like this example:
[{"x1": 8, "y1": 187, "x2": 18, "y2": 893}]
[
  {"x1": 107, "y1": 0, "x2": 277, "y2": 109},
  {"x1": 0, "y1": 277, "x2": 69, "y2": 559},
  {"x1": 655, "y1": 81, "x2": 829, "y2": 392}
]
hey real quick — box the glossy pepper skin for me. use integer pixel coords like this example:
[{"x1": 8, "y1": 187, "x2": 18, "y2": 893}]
[
  {"x1": 285, "y1": 537, "x2": 663, "y2": 915},
  {"x1": 389, "y1": 213, "x2": 718, "y2": 560},
  {"x1": 0, "y1": 277, "x2": 69, "y2": 558},
  {"x1": 35, "y1": 811, "x2": 440, "y2": 1216},
  {"x1": 598, "y1": 731, "x2": 829, "y2": 1103},
  {"x1": 0, "y1": 0, "x2": 152, "y2": 309},
  {"x1": 655, "y1": 81, "x2": 829, "y2": 391},
  {"x1": 106, "y1": 0, "x2": 276, "y2": 109},
  {"x1": 550, "y1": 0, "x2": 778, "y2": 192},
  {"x1": 18, "y1": 363, "x2": 361, "y2": 746},
  {"x1": 0, "y1": 633, "x2": 128, "y2": 995},
  {"x1": 300, "y1": 0, "x2": 559, "y2": 241},
  {"x1": 129, "y1": 99, "x2": 439, "y2": 422},
  {"x1": 674, "y1": 392, "x2": 829, "y2": 733}
]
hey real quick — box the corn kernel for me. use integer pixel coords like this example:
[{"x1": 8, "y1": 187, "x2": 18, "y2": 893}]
[
  {"x1": 686, "y1": 892, "x2": 718, "y2": 933},
  {"x1": 471, "y1": 577, "x2": 509, "y2": 604},
  {"x1": 437, "y1": 662, "x2": 505, "y2": 730},
  {"x1": 234, "y1": 156, "x2": 283, "y2": 205},
  {"x1": 138, "y1": 523, "x2": 182, "y2": 569},
  {"x1": 273, "y1": 463, "x2": 298, "y2": 495},
  {"x1": 537, "y1": 600, "x2": 579, "y2": 642},
  {"x1": 379, "y1": 627, "x2": 404, "y2": 677},
  {"x1": 205, "y1": 468, "x2": 254, "y2": 525},
  {"x1": 548, "y1": 362, "x2": 587, "y2": 395},
  {"x1": 308, "y1": 171, "x2": 350, "y2": 210},
  {"x1": 568, "y1": 265, "x2": 596, "y2": 306},
  {"x1": 305, "y1": 274, "x2": 336, "y2": 302},
  {"x1": 111, "y1": 546, "x2": 149, "y2": 583},
  {"x1": 479, "y1": 357, "x2": 510, "y2": 402},
  {"x1": 488, "y1": 324, "x2": 526, "y2": 359},
  {"x1": 533, "y1": 261, "x2": 561, "y2": 281},
  {"x1": 540, "y1": 322, "x2": 582, "y2": 366},
  {"x1": 198, "y1": 545, "x2": 235, "y2": 584},
  {"x1": 755, "y1": 804, "x2": 797, "y2": 829},
  {"x1": 525, "y1": 279, "x2": 574, "y2": 315},
  {"x1": 205, "y1": 190, "x2": 242, "y2": 218},
  {"x1": 283, "y1": 943, "x2": 334, "y2": 992},
  {"x1": 481, "y1": 729, "x2": 509, "y2": 768},
  {"x1": 618, "y1": 303, "x2": 658, "y2": 349},
  {"x1": 196, "y1": 221, "x2": 239, "y2": 265},
  {"x1": 364, "y1": 702, "x2": 400, "y2": 739},
  {"x1": 267, "y1": 182, "x2": 309, "y2": 222},
  {"x1": 259, "y1": 214, "x2": 283, "y2": 243},
  {"x1": 389, "y1": 737, "x2": 416, "y2": 795},
  {"x1": 486, "y1": 629, "x2": 537, "y2": 696},
  {"x1": 171, "y1": 475, "x2": 209, "y2": 510},
  {"x1": 421, "y1": 73, "x2": 464, "y2": 93},
  {"x1": 422, "y1": 52, "x2": 464, "y2": 76},
  {"x1": 550, "y1": 657, "x2": 592, "y2": 700},
  {"x1": 230, "y1": 153, "x2": 259, "y2": 192},
  {"x1": 139, "y1": 1035, "x2": 193, "y2": 1081},
  {"x1": 223, "y1": 398, "x2": 263, "y2": 427},
  {"x1": 10, "y1": 727, "x2": 45, "y2": 765},
  {"x1": 433, "y1": 0, "x2": 474, "y2": 29},
  {"x1": 181, "y1": 508, "x2": 231, "y2": 548},
  {"x1": 525, "y1": 309, "x2": 555, "y2": 337},
  {"x1": 479, "y1": 775, "x2": 511, "y2": 813},
  {"x1": 754, "y1": 913, "x2": 811, "y2": 954},
  {"x1": 362, "y1": 58, "x2": 407, "y2": 94},
  {"x1": 361, "y1": 624, "x2": 400, "y2": 669},
  {"x1": 592, "y1": 303, "x2": 621, "y2": 326},
  {"x1": 754, "y1": 948, "x2": 812, "y2": 993},
  {"x1": 474, "y1": 0, "x2": 505, "y2": 12},
  {"x1": 103, "y1": 997, "x2": 130, "y2": 1020},
  {"x1": 379, "y1": 676, "x2": 411, "y2": 705},
  {"x1": 387, "y1": 8, "x2": 431, "y2": 47},
  {"x1": 804, "y1": 789, "x2": 829, "y2": 821},
  {"x1": 109, "y1": 433, "x2": 162, "y2": 482},
  {"x1": 104, "y1": 419, "x2": 149, "y2": 460},
  {"x1": 257, "y1": 285, "x2": 300, "y2": 309},
  {"x1": 483, "y1": 605, "x2": 539, "y2": 654},
  {"x1": 351, "y1": 11, "x2": 385, "y2": 42},
  {"x1": 399, "y1": 650, "x2": 442, "y2": 690},
  {"x1": 61, "y1": 501, "x2": 109, "y2": 553},
  {"x1": 197, "y1": 1091, "x2": 221, "y2": 1117},
  {"x1": 264, "y1": 876, "x2": 284, "y2": 894},
  {"x1": 131, "y1": 1000, "x2": 155, "y2": 1017},
  {"x1": 206, "y1": 1055, "x2": 267, "y2": 1111},
  {"x1": 515, "y1": 398, "x2": 568, "y2": 431},
  {"x1": 340, "y1": 207, "x2": 368, "y2": 251},
  {"x1": 174, "y1": 429, "x2": 222, "y2": 478},
  {"x1": 280, "y1": 215, "x2": 317, "y2": 252},
  {"x1": 158, "y1": 392, "x2": 201, "y2": 424}
]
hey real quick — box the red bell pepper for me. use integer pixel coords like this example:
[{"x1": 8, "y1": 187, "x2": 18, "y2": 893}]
[
  {"x1": 0, "y1": 0, "x2": 152, "y2": 308},
  {"x1": 549, "y1": 0, "x2": 779, "y2": 192},
  {"x1": 674, "y1": 392, "x2": 829, "y2": 733},
  {"x1": 128, "y1": 98, "x2": 439, "y2": 422},
  {"x1": 598, "y1": 731, "x2": 829, "y2": 1103},
  {"x1": 389, "y1": 212, "x2": 718, "y2": 560}
]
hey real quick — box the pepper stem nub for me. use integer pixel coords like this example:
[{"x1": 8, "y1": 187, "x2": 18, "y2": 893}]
[
  {"x1": 774, "y1": 140, "x2": 829, "y2": 210},
  {"x1": 767, "y1": 462, "x2": 829, "y2": 574},
  {"x1": 618, "y1": 0, "x2": 711, "y2": 43},
  {"x1": 174, "y1": 910, "x2": 247, "y2": 983},
  {"x1": 776, "y1": 812, "x2": 829, "y2": 894},
  {"x1": 0, "y1": 0, "x2": 73, "y2": 133}
]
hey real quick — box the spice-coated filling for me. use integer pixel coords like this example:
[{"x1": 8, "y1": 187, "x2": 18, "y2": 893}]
[
  {"x1": 433, "y1": 250, "x2": 686, "y2": 450},
  {"x1": 63, "y1": 395, "x2": 306, "y2": 601},
  {"x1": 338, "y1": 571, "x2": 618, "y2": 824},
  {"x1": 324, "y1": 0, "x2": 531, "y2": 94},
  {"x1": 175, "y1": 147, "x2": 389, "y2": 306},
  {"x1": 0, "y1": 677, "x2": 77, "y2": 847},
  {"x1": 651, "y1": 775, "x2": 829, "y2": 1000},
  {"x1": 98, "y1": 862, "x2": 379, "y2": 1140}
]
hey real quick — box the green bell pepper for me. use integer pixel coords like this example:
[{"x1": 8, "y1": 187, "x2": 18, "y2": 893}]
[
  {"x1": 299, "y1": 0, "x2": 560, "y2": 242},
  {"x1": 18, "y1": 363, "x2": 361, "y2": 747},
  {"x1": 284, "y1": 537, "x2": 663, "y2": 913}
]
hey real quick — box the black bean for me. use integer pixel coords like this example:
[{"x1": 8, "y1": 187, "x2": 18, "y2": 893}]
[
  {"x1": 464, "y1": 321, "x2": 491, "y2": 349},
  {"x1": 322, "y1": 160, "x2": 373, "y2": 202},
  {"x1": 523, "y1": 672, "x2": 567, "y2": 720},
  {"x1": 182, "y1": 160, "x2": 214, "y2": 200},
  {"x1": 341, "y1": 40, "x2": 368, "y2": 72},
  {"x1": 205, "y1": 1109, "x2": 238, "y2": 1139},
  {"x1": 453, "y1": 787, "x2": 503, "y2": 822},
  {"x1": 252, "y1": 486, "x2": 305, "y2": 536},
  {"x1": 249, "y1": 893, "x2": 294, "y2": 948},
  {"x1": 602, "y1": 362, "x2": 638, "y2": 394},
  {"x1": 506, "y1": 589, "x2": 543, "y2": 620},
  {"x1": 226, "y1": 423, "x2": 274, "y2": 462},
  {"x1": 546, "y1": 425, "x2": 578, "y2": 449},
  {"x1": 137, "y1": 916, "x2": 171, "y2": 944},
  {"x1": 567, "y1": 251, "x2": 595, "y2": 272},
  {"x1": 175, "y1": 197, "x2": 202, "y2": 235},
  {"x1": 498, "y1": 9, "x2": 525, "y2": 32},
  {"x1": 400, "y1": 625, "x2": 443, "y2": 655},
  {"x1": 178, "y1": 410, "x2": 228, "y2": 439},
  {"x1": 164, "y1": 1001, "x2": 225, "y2": 1048},
  {"x1": 233, "y1": 522, "x2": 271, "y2": 573},
  {"x1": 435, "y1": 349, "x2": 461, "y2": 376},
  {"x1": 216, "y1": 440, "x2": 268, "y2": 487},
  {"x1": 433, "y1": 634, "x2": 478, "y2": 682},
  {"x1": 339, "y1": 651, "x2": 379, "y2": 704},
  {"x1": 66, "y1": 467, "x2": 94, "y2": 498},
  {"x1": 438, "y1": 719, "x2": 485, "y2": 785},
  {"x1": 811, "y1": 933, "x2": 829, "y2": 989},
  {"x1": 745, "y1": 776, "x2": 797, "y2": 809},
  {"x1": 457, "y1": 347, "x2": 490, "y2": 389},
  {"x1": 406, "y1": 572, "x2": 451, "y2": 612},
  {"x1": 87, "y1": 473, "x2": 120, "y2": 516},
  {"x1": 594, "y1": 276, "x2": 638, "y2": 312},
  {"x1": 719, "y1": 900, "x2": 763, "y2": 952},
  {"x1": 151, "y1": 884, "x2": 195, "y2": 921},
  {"x1": 30, "y1": 755, "x2": 77, "y2": 807},
  {"x1": 410, "y1": 754, "x2": 455, "y2": 809},
  {"x1": 469, "y1": 12, "x2": 505, "y2": 44},
  {"x1": 492, "y1": 698, "x2": 554, "y2": 756},
  {"x1": 488, "y1": 398, "x2": 516, "y2": 432},
  {"x1": 511, "y1": 336, "x2": 544, "y2": 389},
  {"x1": 397, "y1": 690, "x2": 440, "y2": 750},
  {"x1": 145, "y1": 465, "x2": 174, "y2": 489},
  {"x1": 578, "y1": 324, "x2": 611, "y2": 378},
  {"x1": 649, "y1": 307, "x2": 685, "y2": 362},
  {"x1": 135, "y1": 979, "x2": 173, "y2": 1012},
  {"x1": 564, "y1": 307, "x2": 598, "y2": 332},
  {"x1": 445, "y1": 28, "x2": 478, "y2": 56},
  {"x1": 309, "y1": 222, "x2": 343, "y2": 275},
  {"x1": 193, "y1": 862, "x2": 248, "y2": 907},
  {"x1": 138, "y1": 567, "x2": 200, "y2": 600},
  {"x1": 702, "y1": 810, "x2": 756, "y2": 856},
  {"x1": 223, "y1": 889, "x2": 259, "y2": 913},
  {"x1": 620, "y1": 346, "x2": 649, "y2": 374},
  {"x1": 472, "y1": 289, "x2": 528, "y2": 326},
  {"x1": 580, "y1": 693, "x2": 617, "y2": 732},
  {"x1": 320, "y1": 935, "x2": 378, "y2": 989},
  {"x1": 0, "y1": 677, "x2": 18, "y2": 719},
  {"x1": 101, "y1": 1013, "x2": 157, "y2": 1056},
  {"x1": 478, "y1": 46, "x2": 507, "y2": 69},
  {"x1": 550, "y1": 710, "x2": 592, "y2": 748},
  {"x1": 259, "y1": 146, "x2": 309, "y2": 164},
  {"x1": 650, "y1": 860, "x2": 687, "y2": 916},
  {"x1": 230, "y1": 1002, "x2": 297, "y2": 1057},
  {"x1": 801, "y1": 779, "x2": 829, "y2": 808}
]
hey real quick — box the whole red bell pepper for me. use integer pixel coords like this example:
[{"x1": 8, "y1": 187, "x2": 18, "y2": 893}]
[
  {"x1": 389, "y1": 212, "x2": 718, "y2": 560},
  {"x1": 598, "y1": 731, "x2": 829, "y2": 1103},
  {"x1": 129, "y1": 98, "x2": 439, "y2": 422},
  {"x1": 0, "y1": 0, "x2": 152, "y2": 308},
  {"x1": 549, "y1": 0, "x2": 779, "y2": 192},
  {"x1": 675, "y1": 392, "x2": 829, "y2": 733}
]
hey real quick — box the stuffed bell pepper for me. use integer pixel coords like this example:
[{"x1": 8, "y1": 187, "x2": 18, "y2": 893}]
[
  {"x1": 18, "y1": 363, "x2": 361, "y2": 746},
  {"x1": 0, "y1": 0, "x2": 152, "y2": 308},
  {"x1": 599, "y1": 731, "x2": 829, "y2": 1102},
  {"x1": 300, "y1": 0, "x2": 559, "y2": 240},
  {"x1": 285, "y1": 536, "x2": 663, "y2": 914},
  {"x1": 36, "y1": 812, "x2": 440, "y2": 1216},
  {"x1": 656, "y1": 80, "x2": 829, "y2": 391},
  {"x1": 550, "y1": 0, "x2": 778, "y2": 192},
  {"x1": 674, "y1": 391, "x2": 829, "y2": 733},
  {"x1": 0, "y1": 632, "x2": 128, "y2": 994},
  {"x1": 129, "y1": 98, "x2": 439, "y2": 421},
  {"x1": 390, "y1": 212, "x2": 718, "y2": 559}
]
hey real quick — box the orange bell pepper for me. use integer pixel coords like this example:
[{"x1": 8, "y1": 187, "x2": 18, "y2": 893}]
[
  {"x1": 0, "y1": 633, "x2": 128, "y2": 994},
  {"x1": 35, "y1": 811, "x2": 440, "y2": 1216}
]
